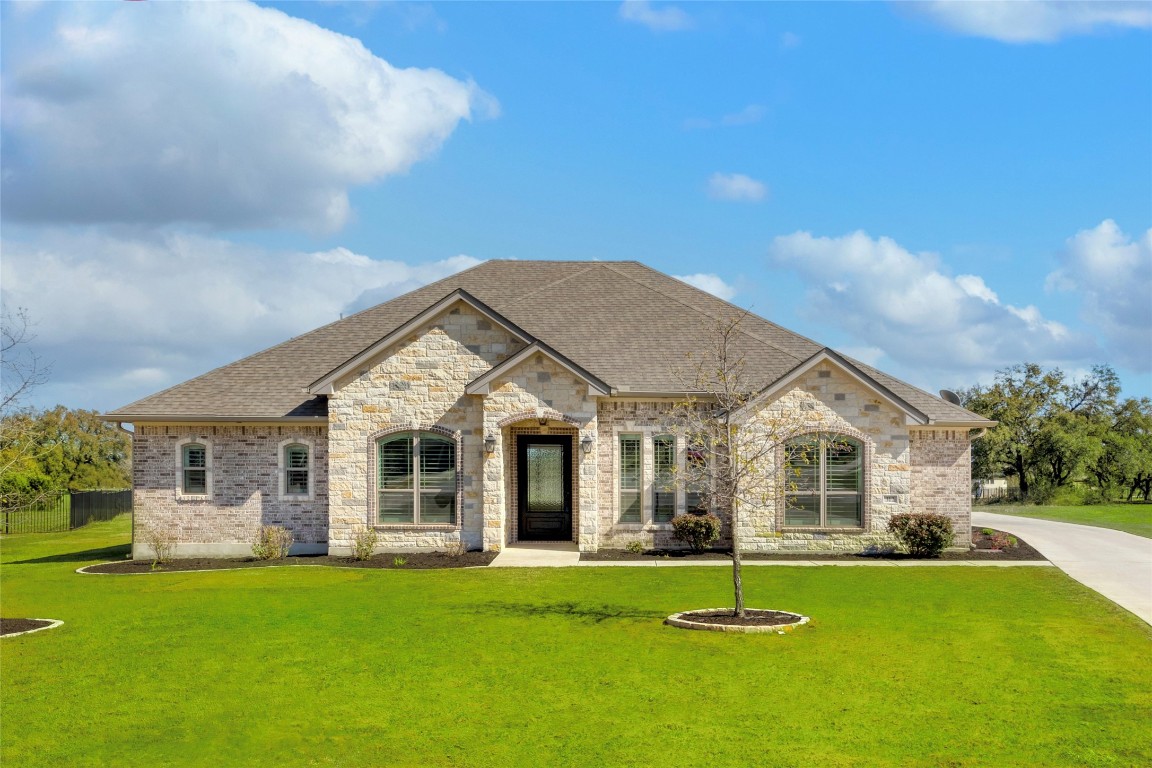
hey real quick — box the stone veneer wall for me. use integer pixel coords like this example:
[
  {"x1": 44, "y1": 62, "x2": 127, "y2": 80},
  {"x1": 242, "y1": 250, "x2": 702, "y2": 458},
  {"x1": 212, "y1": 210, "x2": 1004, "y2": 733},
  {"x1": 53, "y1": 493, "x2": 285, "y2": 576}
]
[
  {"x1": 738, "y1": 363, "x2": 913, "y2": 552},
  {"x1": 327, "y1": 303, "x2": 526, "y2": 554},
  {"x1": 594, "y1": 362, "x2": 922, "y2": 553},
  {"x1": 909, "y1": 429, "x2": 972, "y2": 541},
  {"x1": 132, "y1": 424, "x2": 328, "y2": 558},
  {"x1": 482, "y1": 355, "x2": 598, "y2": 552}
]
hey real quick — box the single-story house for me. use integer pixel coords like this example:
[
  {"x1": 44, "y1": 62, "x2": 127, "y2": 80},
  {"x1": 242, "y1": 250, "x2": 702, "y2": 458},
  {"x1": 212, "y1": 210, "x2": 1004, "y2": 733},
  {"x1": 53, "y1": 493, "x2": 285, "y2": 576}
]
[{"x1": 103, "y1": 260, "x2": 994, "y2": 558}]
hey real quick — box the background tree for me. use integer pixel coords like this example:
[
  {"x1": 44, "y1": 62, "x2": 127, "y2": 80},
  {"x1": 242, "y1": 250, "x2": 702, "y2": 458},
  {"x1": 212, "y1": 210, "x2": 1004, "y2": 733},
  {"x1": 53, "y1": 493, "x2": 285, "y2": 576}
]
[
  {"x1": 962, "y1": 363, "x2": 1147, "y2": 502},
  {"x1": 672, "y1": 313, "x2": 834, "y2": 618}
]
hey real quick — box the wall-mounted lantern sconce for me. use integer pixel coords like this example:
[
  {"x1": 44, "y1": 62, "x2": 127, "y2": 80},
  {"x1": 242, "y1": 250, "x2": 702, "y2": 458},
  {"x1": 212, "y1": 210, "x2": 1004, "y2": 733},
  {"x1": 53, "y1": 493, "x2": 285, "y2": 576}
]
[
  {"x1": 484, "y1": 435, "x2": 497, "y2": 455},
  {"x1": 580, "y1": 435, "x2": 594, "y2": 455}
]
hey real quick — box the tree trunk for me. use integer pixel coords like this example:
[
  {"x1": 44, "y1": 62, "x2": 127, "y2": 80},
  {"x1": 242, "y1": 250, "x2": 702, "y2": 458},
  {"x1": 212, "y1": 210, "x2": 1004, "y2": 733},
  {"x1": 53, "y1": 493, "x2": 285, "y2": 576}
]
[
  {"x1": 1015, "y1": 452, "x2": 1029, "y2": 499},
  {"x1": 732, "y1": 504, "x2": 745, "y2": 618}
]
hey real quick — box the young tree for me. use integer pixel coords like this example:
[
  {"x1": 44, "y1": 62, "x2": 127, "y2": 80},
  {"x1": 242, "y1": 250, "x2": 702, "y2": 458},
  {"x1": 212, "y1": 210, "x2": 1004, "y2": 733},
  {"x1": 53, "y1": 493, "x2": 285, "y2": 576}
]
[
  {"x1": 671, "y1": 313, "x2": 834, "y2": 618},
  {"x1": 1, "y1": 309, "x2": 52, "y2": 510}
]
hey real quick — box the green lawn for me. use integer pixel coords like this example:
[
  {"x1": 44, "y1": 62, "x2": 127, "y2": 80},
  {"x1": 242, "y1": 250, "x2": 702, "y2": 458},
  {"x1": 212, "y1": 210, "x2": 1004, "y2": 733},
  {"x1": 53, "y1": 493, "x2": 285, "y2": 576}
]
[
  {"x1": 980, "y1": 503, "x2": 1152, "y2": 539},
  {"x1": 2, "y1": 518, "x2": 1150, "y2": 768}
]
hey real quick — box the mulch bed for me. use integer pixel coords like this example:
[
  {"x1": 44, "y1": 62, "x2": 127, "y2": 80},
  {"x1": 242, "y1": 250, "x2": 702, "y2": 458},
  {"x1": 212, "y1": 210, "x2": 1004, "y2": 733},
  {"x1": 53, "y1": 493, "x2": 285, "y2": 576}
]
[
  {"x1": 677, "y1": 610, "x2": 802, "y2": 627},
  {"x1": 582, "y1": 527, "x2": 1046, "y2": 562},
  {"x1": 83, "y1": 551, "x2": 498, "y2": 574},
  {"x1": 1, "y1": 618, "x2": 54, "y2": 636}
]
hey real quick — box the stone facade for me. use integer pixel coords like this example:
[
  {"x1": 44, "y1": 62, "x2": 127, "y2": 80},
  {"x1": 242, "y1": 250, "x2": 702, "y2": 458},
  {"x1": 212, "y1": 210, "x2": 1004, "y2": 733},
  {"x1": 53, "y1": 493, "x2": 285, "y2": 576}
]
[
  {"x1": 132, "y1": 424, "x2": 328, "y2": 558},
  {"x1": 131, "y1": 309, "x2": 975, "y2": 557},
  {"x1": 326, "y1": 302, "x2": 526, "y2": 554}
]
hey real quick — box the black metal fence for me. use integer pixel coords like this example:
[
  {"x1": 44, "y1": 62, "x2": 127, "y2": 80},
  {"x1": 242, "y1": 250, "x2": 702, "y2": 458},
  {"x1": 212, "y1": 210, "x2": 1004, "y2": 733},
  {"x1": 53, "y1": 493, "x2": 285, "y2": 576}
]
[{"x1": 1, "y1": 490, "x2": 131, "y2": 534}]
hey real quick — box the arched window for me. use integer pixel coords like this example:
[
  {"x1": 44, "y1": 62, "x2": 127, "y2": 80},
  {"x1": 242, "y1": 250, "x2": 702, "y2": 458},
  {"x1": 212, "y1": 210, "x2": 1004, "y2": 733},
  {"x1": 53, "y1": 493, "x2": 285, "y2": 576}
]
[
  {"x1": 182, "y1": 442, "x2": 208, "y2": 495},
  {"x1": 783, "y1": 435, "x2": 863, "y2": 528},
  {"x1": 377, "y1": 432, "x2": 456, "y2": 525},
  {"x1": 284, "y1": 443, "x2": 309, "y2": 496}
]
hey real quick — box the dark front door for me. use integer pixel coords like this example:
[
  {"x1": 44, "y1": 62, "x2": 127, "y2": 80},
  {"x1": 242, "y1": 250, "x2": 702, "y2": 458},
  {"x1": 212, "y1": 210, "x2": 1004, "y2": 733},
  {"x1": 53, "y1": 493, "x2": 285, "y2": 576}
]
[{"x1": 517, "y1": 435, "x2": 572, "y2": 541}]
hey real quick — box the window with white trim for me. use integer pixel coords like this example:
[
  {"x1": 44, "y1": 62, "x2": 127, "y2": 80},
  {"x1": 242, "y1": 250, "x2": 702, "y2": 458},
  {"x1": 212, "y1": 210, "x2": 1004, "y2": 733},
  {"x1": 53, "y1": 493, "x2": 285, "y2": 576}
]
[
  {"x1": 284, "y1": 443, "x2": 309, "y2": 496},
  {"x1": 377, "y1": 431, "x2": 456, "y2": 525},
  {"x1": 177, "y1": 439, "x2": 211, "y2": 497},
  {"x1": 614, "y1": 429, "x2": 708, "y2": 524},
  {"x1": 652, "y1": 434, "x2": 676, "y2": 522},
  {"x1": 618, "y1": 433, "x2": 642, "y2": 523},
  {"x1": 783, "y1": 435, "x2": 863, "y2": 528},
  {"x1": 683, "y1": 441, "x2": 709, "y2": 514}
]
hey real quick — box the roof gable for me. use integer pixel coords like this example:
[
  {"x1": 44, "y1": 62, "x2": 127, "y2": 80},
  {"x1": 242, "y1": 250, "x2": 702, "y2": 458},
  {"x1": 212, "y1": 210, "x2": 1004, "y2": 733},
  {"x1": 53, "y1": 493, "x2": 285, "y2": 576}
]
[
  {"x1": 307, "y1": 289, "x2": 533, "y2": 396},
  {"x1": 465, "y1": 342, "x2": 610, "y2": 396},
  {"x1": 747, "y1": 348, "x2": 929, "y2": 425}
]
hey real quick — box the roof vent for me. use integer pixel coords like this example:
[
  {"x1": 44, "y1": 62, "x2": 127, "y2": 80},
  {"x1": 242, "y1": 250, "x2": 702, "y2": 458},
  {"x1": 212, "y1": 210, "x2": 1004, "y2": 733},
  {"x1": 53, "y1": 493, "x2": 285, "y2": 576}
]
[{"x1": 939, "y1": 389, "x2": 962, "y2": 405}]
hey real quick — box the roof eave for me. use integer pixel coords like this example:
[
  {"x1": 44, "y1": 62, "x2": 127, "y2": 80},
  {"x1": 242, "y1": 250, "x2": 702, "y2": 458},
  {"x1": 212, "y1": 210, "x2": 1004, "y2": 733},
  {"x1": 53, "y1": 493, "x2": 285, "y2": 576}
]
[{"x1": 100, "y1": 414, "x2": 329, "y2": 424}]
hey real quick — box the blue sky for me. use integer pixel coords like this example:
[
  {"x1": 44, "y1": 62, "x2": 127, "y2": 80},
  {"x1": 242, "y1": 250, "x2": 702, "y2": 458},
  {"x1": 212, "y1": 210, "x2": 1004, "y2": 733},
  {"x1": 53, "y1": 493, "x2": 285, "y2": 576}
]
[{"x1": 2, "y1": 0, "x2": 1149, "y2": 412}]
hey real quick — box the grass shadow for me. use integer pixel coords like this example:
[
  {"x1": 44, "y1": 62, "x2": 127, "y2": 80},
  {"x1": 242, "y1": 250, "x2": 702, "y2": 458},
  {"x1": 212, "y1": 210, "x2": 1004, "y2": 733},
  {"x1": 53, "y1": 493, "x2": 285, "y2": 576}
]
[
  {"x1": 474, "y1": 600, "x2": 665, "y2": 623},
  {"x1": 10, "y1": 543, "x2": 132, "y2": 565}
]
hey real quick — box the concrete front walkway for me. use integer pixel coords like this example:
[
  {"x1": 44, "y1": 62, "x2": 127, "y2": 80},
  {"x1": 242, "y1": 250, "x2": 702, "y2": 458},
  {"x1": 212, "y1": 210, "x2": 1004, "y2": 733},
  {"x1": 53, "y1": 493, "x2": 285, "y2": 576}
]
[
  {"x1": 489, "y1": 541, "x2": 580, "y2": 567},
  {"x1": 974, "y1": 511, "x2": 1152, "y2": 625}
]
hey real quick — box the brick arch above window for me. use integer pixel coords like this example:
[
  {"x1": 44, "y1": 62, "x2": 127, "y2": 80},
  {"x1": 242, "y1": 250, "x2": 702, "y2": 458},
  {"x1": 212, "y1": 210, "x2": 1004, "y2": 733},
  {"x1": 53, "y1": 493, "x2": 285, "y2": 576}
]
[
  {"x1": 497, "y1": 409, "x2": 582, "y2": 429},
  {"x1": 367, "y1": 425, "x2": 462, "y2": 530}
]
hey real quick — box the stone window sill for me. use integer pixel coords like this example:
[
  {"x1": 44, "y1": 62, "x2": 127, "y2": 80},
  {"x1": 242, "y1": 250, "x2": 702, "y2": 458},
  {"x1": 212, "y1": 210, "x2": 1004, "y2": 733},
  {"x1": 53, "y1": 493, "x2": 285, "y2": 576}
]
[
  {"x1": 373, "y1": 524, "x2": 460, "y2": 531},
  {"x1": 779, "y1": 527, "x2": 868, "y2": 535}
]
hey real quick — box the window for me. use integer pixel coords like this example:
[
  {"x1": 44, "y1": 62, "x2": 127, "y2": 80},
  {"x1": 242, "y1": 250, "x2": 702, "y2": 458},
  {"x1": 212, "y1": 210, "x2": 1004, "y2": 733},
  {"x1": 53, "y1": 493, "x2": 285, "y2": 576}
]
[
  {"x1": 377, "y1": 432, "x2": 456, "y2": 525},
  {"x1": 618, "y1": 433, "x2": 642, "y2": 523},
  {"x1": 784, "y1": 435, "x2": 862, "y2": 528},
  {"x1": 684, "y1": 442, "x2": 709, "y2": 513},
  {"x1": 182, "y1": 442, "x2": 207, "y2": 495},
  {"x1": 652, "y1": 435, "x2": 676, "y2": 522},
  {"x1": 284, "y1": 444, "x2": 309, "y2": 496}
]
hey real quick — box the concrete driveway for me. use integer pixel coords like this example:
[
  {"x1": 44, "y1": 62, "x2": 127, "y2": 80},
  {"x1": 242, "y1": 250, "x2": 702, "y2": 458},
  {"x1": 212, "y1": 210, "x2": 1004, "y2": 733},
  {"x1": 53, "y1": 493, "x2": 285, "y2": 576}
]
[{"x1": 973, "y1": 511, "x2": 1152, "y2": 626}]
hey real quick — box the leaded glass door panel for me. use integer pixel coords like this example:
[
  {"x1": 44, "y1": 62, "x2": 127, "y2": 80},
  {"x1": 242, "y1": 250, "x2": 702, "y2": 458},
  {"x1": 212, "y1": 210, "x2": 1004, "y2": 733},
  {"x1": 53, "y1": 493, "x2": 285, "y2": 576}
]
[{"x1": 517, "y1": 435, "x2": 572, "y2": 541}]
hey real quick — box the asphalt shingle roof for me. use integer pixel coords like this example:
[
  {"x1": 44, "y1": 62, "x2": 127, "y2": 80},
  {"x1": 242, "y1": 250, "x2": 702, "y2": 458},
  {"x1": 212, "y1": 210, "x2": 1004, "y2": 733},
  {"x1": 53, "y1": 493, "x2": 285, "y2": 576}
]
[{"x1": 104, "y1": 260, "x2": 990, "y2": 425}]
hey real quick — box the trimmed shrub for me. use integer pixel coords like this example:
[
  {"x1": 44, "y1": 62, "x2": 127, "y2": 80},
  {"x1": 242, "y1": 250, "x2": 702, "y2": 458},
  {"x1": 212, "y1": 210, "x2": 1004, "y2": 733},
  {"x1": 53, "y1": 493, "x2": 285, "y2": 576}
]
[
  {"x1": 252, "y1": 525, "x2": 294, "y2": 560},
  {"x1": 671, "y1": 513, "x2": 721, "y2": 554},
  {"x1": 888, "y1": 513, "x2": 954, "y2": 558},
  {"x1": 625, "y1": 540, "x2": 645, "y2": 555},
  {"x1": 351, "y1": 527, "x2": 379, "y2": 561}
]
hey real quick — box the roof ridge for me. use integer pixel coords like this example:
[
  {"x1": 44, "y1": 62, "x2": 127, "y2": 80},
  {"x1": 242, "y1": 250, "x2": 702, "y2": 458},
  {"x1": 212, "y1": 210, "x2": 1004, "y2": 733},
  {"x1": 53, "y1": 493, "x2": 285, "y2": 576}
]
[
  {"x1": 503, "y1": 262, "x2": 603, "y2": 308},
  {"x1": 600, "y1": 262, "x2": 815, "y2": 364}
]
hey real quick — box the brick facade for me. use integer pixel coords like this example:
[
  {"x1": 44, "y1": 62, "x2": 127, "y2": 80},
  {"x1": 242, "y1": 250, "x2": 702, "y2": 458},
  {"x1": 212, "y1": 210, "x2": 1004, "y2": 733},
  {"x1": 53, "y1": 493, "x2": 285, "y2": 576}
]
[
  {"x1": 132, "y1": 424, "x2": 328, "y2": 557},
  {"x1": 909, "y1": 428, "x2": 972, "y2": 539}
]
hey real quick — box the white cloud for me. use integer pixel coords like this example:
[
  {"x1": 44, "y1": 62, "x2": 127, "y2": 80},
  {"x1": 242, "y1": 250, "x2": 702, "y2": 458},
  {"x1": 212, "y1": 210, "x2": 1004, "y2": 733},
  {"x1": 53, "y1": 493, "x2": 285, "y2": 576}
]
[
  {"x1": 1047, "y1": 220, "x2": 1152, "y2": 371},
  {"x1": 684, "y1": 105, "x2": 767, "y2": 130},
  {"x1": 906, "y1": 1, "x2": 1151, "y2": 43},
  {"x1": 707, "y1": 173, "x2": 768, "y2": 202},
  {"x1": 767, "y1": 229, "x2": 1097, "y2": 373},
  {"x1": 0, "y1": 230, "x2": 481, "y2": 411},
  {"x1": 0, "y1": 1, "x2": 494, "y2": 231},
  {"x1": 780, "y1": 31, "x2": 802, "y2": 50},
  {"x1": 618, "y1": 1, "x2": 693, "y2": 32},
  {"x1": 674, "y1": 273, "x2": 738, "y2": 301}
]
